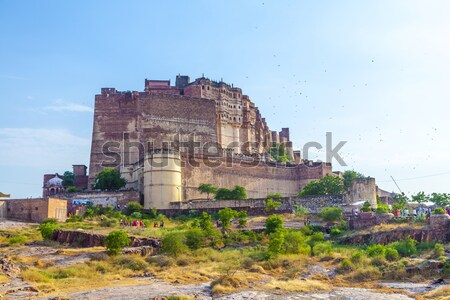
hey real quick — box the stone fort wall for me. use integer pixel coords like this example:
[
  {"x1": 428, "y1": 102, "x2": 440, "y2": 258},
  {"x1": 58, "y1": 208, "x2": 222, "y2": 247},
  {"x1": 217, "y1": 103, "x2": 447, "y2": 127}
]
[
  {"x1": 182, "y1": 156, "x2": 332, "y2": 200},
  {"x1": 89, "y1": 89, "x2": 218, "y2": 187}
]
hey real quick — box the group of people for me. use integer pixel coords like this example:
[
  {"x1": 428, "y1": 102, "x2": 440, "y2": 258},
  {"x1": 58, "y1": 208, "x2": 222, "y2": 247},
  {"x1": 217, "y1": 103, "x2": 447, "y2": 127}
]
[
  {"x1": 120, "y1": 219, "x2": 145, "y2": 227},
  {"x1": 392, "y1": 207, "x2": 433, "y2": 218}
]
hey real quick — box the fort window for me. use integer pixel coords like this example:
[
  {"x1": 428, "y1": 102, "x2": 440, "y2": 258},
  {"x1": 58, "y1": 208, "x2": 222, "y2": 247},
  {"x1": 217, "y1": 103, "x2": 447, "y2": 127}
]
[
  {"x1": 35, "y1": 207, "x2": 38, "y2": 211},
  {"x1": 202, "y1": 85, "x2": 205, "y2": 90}
]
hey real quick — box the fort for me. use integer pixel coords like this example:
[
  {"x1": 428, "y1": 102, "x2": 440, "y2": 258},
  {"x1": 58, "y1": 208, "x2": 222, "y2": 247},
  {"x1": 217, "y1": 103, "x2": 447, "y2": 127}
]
[{"x1": 88, "y1": 75, "x2": 334, "y2": 209}]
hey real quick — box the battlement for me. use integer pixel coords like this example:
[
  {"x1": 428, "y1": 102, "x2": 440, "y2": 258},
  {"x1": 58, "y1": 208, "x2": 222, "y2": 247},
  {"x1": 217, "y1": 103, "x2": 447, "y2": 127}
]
[{"x1": 101, "y1": 88, "x2": 116, "y2": 95}]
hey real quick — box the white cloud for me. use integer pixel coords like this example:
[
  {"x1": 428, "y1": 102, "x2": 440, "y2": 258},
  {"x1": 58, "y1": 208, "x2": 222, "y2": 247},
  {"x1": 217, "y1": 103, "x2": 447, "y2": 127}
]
[
  {"x1": 0, "y1": 128, "x2": 90, "y2": 168},
  {"x1": 44, "y1": 99, "x2": 93, "y2": 113}
]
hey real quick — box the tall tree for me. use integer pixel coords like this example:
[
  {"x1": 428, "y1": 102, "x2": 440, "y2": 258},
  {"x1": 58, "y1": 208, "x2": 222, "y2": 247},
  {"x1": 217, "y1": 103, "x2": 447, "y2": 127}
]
[
  {"x1": 298, "y1": 175, "x2": 345, "y2": 197},
  {"x1": 62, "y1": 171, "x2": 75, "y2": 188},
  {"x1": 342, "y1": 170, "x2": 365, "y2": 189},
  {"x1": 197, "y1": 183, "x2": 218, "y2": 200},
  {"x1": 93, "y1": 168, "x2": 127, "y2": 191},
  {"x1": 429, "y1": 193, "x2": 450, "y2": 207},
  {"x1": 410, "y1": 191, "x2": 428, "y2": 204}
]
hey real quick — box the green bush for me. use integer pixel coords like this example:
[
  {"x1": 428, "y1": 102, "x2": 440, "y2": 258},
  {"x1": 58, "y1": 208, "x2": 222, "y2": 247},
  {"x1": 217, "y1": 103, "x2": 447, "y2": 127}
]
[
  {"x1": 339, "y1": 258, "x2": 353, "y2": 272},
  {"x1": 113, "y1": 256, "x2": 148, "y2": 271},
  {"x1": 307, "y1": 232, "x2": 325, "y2": 247},
  {"x1": 266, "y1": 193, "x2": 283, "y2": 199},
  {"x1": 367, "y1": 244, "x2": 386, "y2": 257},
  {"x1": 38, "y1": 222, "x2": 57, "y2": 240},
  {"x1": 265, "y1": 214, "x2": 284, "y2": 234},
  {"x1": 312, "y1": 241, "x2": 332, "y2": 256},
  {"x1": 384, "y1": 247, "x2": 400, "y2": 261},
  {"x1": 198, "y1": 212, "x2": 213, "y2": 232},
  {"x1": 297, "y1": 243, "x2": 312, "y2": 256},
  {"x1": 237, "y1": 211, "x2": 248, "y2": 228},
  {"x1": 416, "y1": 241, "x2": 436, "y2": 252},
  {"x1": 161, "y1": 232, "x2": 188, "y2": 257},
  {"x1": 125, "y1": 201, "x2": 143, "y2": 215},
  {"x1": 390, "y1": 238, "x2": 417, "y2": 257},
  {"x1": 105, "y1": 230, "x2": 130, "y2": 256},
  {"x1": 100, "y1": 217, "x2": 119, "y2": 227},
  {"x1": 361, "y1": 201, "x2": 372, "y2": 212},
  {"x1": 330, "y1": 228, "x2": 341, "y2": 237},
  {"x1": 218, "y1": 208, "x2": 238, "y2": 230},
  {"x1": 375, "y1": 204, "x2": 389, "y2": 214},
  {"x1": 267, "y1": 230, "x2": 285, "y2": 259},
  {"x1": 350, "y1": 250, "x2": 365, "y2": 264},
  {"x1": 265, "y1": 199, "x2": 281, "y2": 212},
  {"x1": 8, "y1": 235, "x2": 27, "y2": 245},
  {"x1": 283, "y1": 230, "x2": 306, "y2": 254},
  {"x1": 320, "y1": 207, "x2": 343, "y2": 222},
  {"x1": 185, "y1": 228, "x2": 205, "y2": 250},
  {"x1": 434, "y1": 243, "x2": 445, "y2": 258},
  {"x1": 432, "y1": 208, "x2": 446, "y2": 214}
]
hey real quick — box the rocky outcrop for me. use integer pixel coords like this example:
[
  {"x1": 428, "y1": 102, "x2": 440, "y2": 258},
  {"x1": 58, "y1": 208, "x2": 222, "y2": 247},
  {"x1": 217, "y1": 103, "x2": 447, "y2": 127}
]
[
  {"x1": 0, "y1": 256, "x2": 21, "y2": 277},
  {"x1": 339, "y1": 226, "x2": 449, "y2": 245},
  {"x1": 51, "y1": 230, "x2": 160, "y2": 251},
  {"x1": 122, "y1": 246, "x2": 154, "y2": 256}
]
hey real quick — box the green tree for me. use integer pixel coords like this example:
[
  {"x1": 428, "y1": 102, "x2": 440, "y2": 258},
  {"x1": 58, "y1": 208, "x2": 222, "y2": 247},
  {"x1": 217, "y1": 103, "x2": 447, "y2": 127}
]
[
  {"x1": 231, "y1": 185, "x2": 247, "y2": 200},
  {"x1": 298, "y1": 175, "x2": 345, "y2": 197},
  {"x1": 265, "y1": 199, "x2": 281, "y2": 212},
  {"x1": 267, "y1": 230, "x2": 285, "y2": 258},
  {"x1": 342, "y1": 170, "x2": 365, "y2": 189},
  {"x1": 270, "y1": 143, "x2": 290, "y2": 162},
  {"x1": 38, "y1": 222, "x2": 56, "y2": 240},
  {"x1": 185, "y1": 228, "x2": 205, "y2": 250},
  {"x1": 215, "y1": 188, "x2": 233, "y2": 200},
  {"x1": 62, "y1": 171, "x2": 75, "y2": 188},
  {"x1": 197, "y1": 183, "x2": 218, "y2": 200},
  {"x1": 361, "y1": 201, "x2": 372, "y2": 212},
  {"x1": 198, "y1": 212, "x2": 213, "y2": 232},
  {"x1": 161, "y1": 232, "x2": 188, "y2": 257},
  {"x1": 237, "y1": 210, "x2": 248, "y2": 228},
  {"x1": 105, "y1": 230, "x2": 130, "y2": 256},
  {"x1": 125, "y1": 201, "x2": 143, "y2": 215},
  {"x1": 393, "y1": 194, "x2": 409, "y2": 210},
  {"x1": 429, "y1": 193, "x2": 450, "y2": 207},
  {"x1": 218, "y1": 208, "x2": 237, "y2": 230},
  {"x1": 411, "y1": 191, "x2": 428, "y2": 204},
  {"x1": 320, "y1": 207, "x2": 344, "y2": 222},
  {"x1": 215, "y1": 186, "x2": 247, "y2": 200},
  {"x1": 265, "y1": 214, "x2": 284, "y2": 234},
  {"x1": 93, "y1": 168, "x2": 127, "y2": 191}
]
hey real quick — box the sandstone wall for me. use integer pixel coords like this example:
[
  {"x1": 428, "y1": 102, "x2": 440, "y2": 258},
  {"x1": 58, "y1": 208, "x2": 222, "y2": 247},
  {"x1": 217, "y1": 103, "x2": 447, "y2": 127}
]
[
  {"x1": 89, "y1": 90, "x2": 218, "y2": 187},
  {"x1": 4, "y1": 198, "x2": 67, "y2": 222},
  {"x1": 347, "y1": 177, "x2": 377, "y2": 206},
  {"x1": 182, "y1": 157, "x2": 333, "y2": 200}
]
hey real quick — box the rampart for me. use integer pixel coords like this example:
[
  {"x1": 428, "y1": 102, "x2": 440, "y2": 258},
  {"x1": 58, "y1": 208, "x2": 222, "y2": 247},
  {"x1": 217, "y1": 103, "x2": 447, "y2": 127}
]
[{"x1": 162, "y1": 194, "x2": 348, "y2": 217}]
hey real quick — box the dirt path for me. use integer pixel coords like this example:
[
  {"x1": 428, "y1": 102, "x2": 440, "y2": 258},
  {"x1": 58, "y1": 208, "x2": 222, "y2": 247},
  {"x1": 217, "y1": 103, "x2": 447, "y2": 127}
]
[
  {"x1": 40, "y1": 280, "x2": 211, "y2": 300},
  {"x1": 0, "y1": 219, "x2": 35, "y2": 230},
  {"x1": 37, "y1": 280, "x2": 418, "y2": 300}
]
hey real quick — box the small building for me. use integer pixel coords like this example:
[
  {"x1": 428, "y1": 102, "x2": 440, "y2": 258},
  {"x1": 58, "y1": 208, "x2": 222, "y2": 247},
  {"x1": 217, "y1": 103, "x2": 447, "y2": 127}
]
[
  {"x1": 43, "y1": 174, "x2": 65, "y2": 197},
  {"x1": 0, "y1": 197, "x2": 67, "y2": 222}
]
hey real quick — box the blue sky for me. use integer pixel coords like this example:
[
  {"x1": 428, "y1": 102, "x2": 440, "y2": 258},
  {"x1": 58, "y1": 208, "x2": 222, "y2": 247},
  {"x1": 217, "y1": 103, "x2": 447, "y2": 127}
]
[{"x1": 1, "y1": 0, "x2": 450, "y2": 198}]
